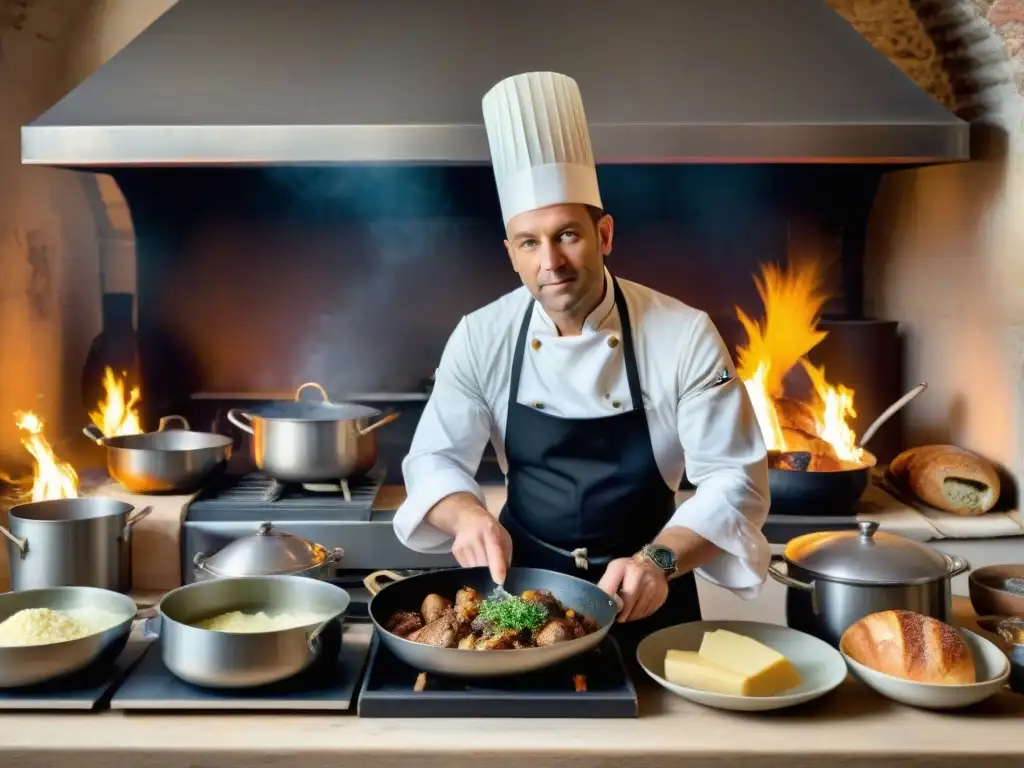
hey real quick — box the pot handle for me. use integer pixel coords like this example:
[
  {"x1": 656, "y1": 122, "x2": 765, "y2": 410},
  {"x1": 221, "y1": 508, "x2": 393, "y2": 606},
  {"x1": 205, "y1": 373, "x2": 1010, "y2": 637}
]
[
  {"x1": 0, "y1": 525, "x2": 27, "y2": 556},
  {"x1": 364, "y1": 569, "x2": 405, "y2": 596},
  {"x1": 359, "y1": 411, "x2": 401, "y2": 437},
  {"x1": 942, "y1": 553, "x2": 971, "y2": 578},
  {"x1": 305, "y1": 616, "x2": 336, "y2": 654},
  {"x1": 82, "y1": 424, "x2": 105, "y2": 443},
  {"x1": 767, "y1": 560, "x2": 814, "y2": 592},
  {"x1": 124, "y1": 506, "x2": 154, "y2": 536},
  {"x1": 227, "y1": 409, "x2": 255, "y2": 435},
  {"x1": 157, "y1": 415, "x2": 191, "y2": 432},
  {"x1": 295, "y1": 382, "x2": 329, "y2": 402},
  {"x1": 141, "y1": 615, "x2": 161, "y2": 640}
]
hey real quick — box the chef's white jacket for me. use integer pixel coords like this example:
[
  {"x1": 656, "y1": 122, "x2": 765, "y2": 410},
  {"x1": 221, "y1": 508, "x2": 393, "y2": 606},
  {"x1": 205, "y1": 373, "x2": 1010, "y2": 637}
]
[{"x1": 394, "y1": 268, "x2": 771, "y2": 599}]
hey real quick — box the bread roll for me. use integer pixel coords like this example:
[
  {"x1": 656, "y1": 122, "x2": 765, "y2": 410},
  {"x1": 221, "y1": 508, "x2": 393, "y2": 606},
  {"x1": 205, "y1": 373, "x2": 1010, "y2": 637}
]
[
  {"x1": 888, "y1": 445, "x2": 1000, "y2": 516},
  {"x1": 841, "y1": 610, "x2": 975, "y2": 685}
]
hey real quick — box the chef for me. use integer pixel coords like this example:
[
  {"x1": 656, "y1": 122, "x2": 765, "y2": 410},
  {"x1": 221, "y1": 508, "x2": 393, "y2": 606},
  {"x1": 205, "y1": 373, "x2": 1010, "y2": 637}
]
[{"x1": 394, "y1": 71, "x2": 770, "y2": 642}]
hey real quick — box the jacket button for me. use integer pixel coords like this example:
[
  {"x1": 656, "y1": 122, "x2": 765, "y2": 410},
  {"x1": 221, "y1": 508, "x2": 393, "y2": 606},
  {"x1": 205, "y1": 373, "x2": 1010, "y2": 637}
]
[
  {"x1": 531, "y1": 338, "x2": 542, "y2": 350},
  {"x1": 607, "y1": 336, "x2": 620, "y2": 348}
]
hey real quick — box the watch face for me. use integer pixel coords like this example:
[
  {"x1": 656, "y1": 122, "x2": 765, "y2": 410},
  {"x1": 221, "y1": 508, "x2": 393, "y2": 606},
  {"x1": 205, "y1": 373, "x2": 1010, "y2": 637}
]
[{"x1": 646, "y1": 545, "x2": 676, "y2": 572}]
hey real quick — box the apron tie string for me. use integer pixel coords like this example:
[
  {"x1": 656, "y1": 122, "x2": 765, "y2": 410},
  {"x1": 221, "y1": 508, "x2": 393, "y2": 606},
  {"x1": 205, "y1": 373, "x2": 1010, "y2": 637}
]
[{"x1": 570, "y1": 547, "x2": 589, "y2": 571}]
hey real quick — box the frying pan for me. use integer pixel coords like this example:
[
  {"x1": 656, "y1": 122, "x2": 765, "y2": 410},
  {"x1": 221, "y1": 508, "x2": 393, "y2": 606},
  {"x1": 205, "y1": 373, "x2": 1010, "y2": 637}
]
[
  {"x1": 364, "y1": 567, "x2": 618, "y2": 678},
  {"x1": 768, "y1": 383, "x2": 927, "y2": 516}
]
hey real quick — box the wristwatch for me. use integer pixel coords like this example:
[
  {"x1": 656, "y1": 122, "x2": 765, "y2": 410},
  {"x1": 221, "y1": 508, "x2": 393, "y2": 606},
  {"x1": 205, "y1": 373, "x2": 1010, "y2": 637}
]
[{"x1": 633, "y1": 544, "x2": 678, "y2": 576}]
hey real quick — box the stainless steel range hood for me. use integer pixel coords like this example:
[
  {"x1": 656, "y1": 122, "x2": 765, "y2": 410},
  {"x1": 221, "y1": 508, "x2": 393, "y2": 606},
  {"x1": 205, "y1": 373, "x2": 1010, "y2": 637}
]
[{"x1": 22, "y1": 0, "x2": 968, "y2": 167}]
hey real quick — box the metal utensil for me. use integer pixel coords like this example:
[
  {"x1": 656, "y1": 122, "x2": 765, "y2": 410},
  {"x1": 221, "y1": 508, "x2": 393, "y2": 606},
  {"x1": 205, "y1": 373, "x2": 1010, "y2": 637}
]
[
  {"x1": 192, "y1": 522, "x2": 344, "y2": 581},
  {"x1": 0, "y1": 586, "x2": 136, "y2": 688},
  {"x1": 152, "y1": 575, "x2": 351, "y2": 689},
  {"x1": 227, "y1": 381, "x2": 400, "y2": 483},
  {"x1": 858, "y1": 382, "x2": 927, "y2": 448},
  {"x1": 1, "y1": 499, "x2": 152, "y2": 592},
  {"x1": 84, "y1": 415, "x2": 233, "y2": 494},
  {"x1": 768, "y1": 520, "x2": 970, "y2": 647},
  {"x1": 364, "y1": 567, "x2": 618, "y2": 678}
]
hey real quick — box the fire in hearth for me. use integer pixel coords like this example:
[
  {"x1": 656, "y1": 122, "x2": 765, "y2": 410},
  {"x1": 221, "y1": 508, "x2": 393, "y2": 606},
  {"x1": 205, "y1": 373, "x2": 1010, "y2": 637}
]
[
  {"x1": 88, "y1": 367, "x2": 142, "y2": 438},
  {"x1": 14, "y1": 411, "x2": 79, "y2": 501},
  {"x1": 736, "y1": 261, "x2": 866, "y2": 471}
]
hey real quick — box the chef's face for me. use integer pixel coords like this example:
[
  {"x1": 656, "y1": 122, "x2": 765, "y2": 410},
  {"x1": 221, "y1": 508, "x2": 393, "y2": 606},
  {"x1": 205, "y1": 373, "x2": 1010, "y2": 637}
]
[{"x1": 504, "y1": 204, "x2": 614, "y2": 320}]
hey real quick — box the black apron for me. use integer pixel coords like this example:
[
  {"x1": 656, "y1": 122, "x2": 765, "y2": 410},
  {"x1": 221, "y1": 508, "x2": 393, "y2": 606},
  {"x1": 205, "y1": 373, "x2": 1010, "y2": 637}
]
[{"x1": 498, "y1": 275, "x2": 701, "y2": 659}]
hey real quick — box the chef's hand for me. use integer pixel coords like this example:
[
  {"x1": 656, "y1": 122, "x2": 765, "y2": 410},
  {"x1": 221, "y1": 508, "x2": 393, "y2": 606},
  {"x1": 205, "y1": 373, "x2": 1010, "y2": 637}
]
[
  {"x1": 598, "y1": 557, "x2": 669, "y2": 623},
  {"x1": 448, "y1": 501, "x2": 513, "y2": 585}
]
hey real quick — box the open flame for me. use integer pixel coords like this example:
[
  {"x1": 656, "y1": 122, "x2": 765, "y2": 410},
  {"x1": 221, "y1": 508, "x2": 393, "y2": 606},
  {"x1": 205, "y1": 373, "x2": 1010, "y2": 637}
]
[
  {"x1": 735, "y1": 261, "x2": 865, "y2": 470},
  {"x1": 88, "y1": 367, "x2": 142, "y2": 438},
  {"x1": 14, "y1": 411, "x2": 79, "y2": 502}
]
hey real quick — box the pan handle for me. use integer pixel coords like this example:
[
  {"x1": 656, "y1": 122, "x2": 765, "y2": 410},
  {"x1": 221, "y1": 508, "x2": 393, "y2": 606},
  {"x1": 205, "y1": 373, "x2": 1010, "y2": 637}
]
[
  {"x1": 359, "y1": 411, "x2": 401, "y2": 437},
  {"x1": 364, "y1": 569, "x2": 405, "y2": 596},
  {"x1": 0, "y1": 525, "x2": 27, "y2": 556},
  {"x1": 295, "y1": 382, "x2": 329, "y2": 402},
  {"x1": 767, "y1": 560, "x2": 814, "y2": 592},
  {"x1": 227, "y1": 409, "x2": 254, "y2": 436},
  {"x1": 157, "y1": 415, "x2": 191, "y2": 432},
  {"x1": 82, "y1": 424, "x2": 105, "y2": 443}
]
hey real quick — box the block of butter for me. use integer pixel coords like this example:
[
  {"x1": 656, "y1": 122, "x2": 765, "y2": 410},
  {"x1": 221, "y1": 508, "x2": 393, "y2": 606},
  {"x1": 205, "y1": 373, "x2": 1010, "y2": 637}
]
[{"x1": 663, "y1": 629, "x2": 802, "y2": 697}]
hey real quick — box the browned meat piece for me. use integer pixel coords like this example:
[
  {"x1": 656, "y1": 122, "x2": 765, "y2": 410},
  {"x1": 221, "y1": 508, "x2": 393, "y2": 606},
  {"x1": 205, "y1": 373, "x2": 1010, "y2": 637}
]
[
  {"x1": 408, "y1": 609, "x2": 460, "y2": 648},
  {"x1": 769, "y1": 450, "x2": 812, "y2": 472},
  {"x1": 534, "y1": 618, "x2": 575, "y2": 646},
  {"x1": 455, "y1": 587, "x2": 482, "y2": 621},
  {"x1": 521, "y1": 589, "x2": 564, "y2": 617},
  {"x1": 420, "y1": 593, "x2": 453, "y2": 623},
  {"x1": 475, "y1": 630, "x2": 519, "y2": 650},
  {"x1": 457, "y1": 634, "x2": 477, "y2": 650},
  {"x1": 568, "y1": 612, "x2": 600, "y2": 638},
  {"x1": 385, "y1": 611, "x2": 424, "y2": 638}
]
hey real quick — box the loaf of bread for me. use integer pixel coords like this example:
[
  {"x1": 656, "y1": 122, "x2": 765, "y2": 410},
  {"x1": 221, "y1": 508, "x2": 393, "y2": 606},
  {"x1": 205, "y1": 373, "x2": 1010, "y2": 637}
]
[
  {"x1": 840, "y1": 610, "x2": 975, "y2": 685},
  {"x1": 887, "y1": 445, "x2": 1000, "y2": 516}
]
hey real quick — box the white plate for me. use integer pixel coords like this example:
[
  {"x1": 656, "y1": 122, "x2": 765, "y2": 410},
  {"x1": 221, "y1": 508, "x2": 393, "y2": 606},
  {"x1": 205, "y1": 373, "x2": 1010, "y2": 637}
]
[
  {"x1": 841, "y1": 628, "x2": 1010, "y2": 710},
  {"x1": 636, "y1": 620, "x2": 848, "y2": 712}
]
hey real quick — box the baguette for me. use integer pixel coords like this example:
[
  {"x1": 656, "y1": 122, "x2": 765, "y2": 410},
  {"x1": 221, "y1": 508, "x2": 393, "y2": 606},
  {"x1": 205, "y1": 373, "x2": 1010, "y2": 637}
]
[
  {"x1": 840, "y1": 610, "x2": 975, "y2": 685},
  {"x1": 887, "y1": 444, "x2": 1000, "y2": 516}
]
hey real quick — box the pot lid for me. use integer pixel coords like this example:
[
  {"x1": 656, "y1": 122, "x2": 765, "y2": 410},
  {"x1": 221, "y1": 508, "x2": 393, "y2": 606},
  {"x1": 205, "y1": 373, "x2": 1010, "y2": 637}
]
[
  {"x1": 783, "y1": 521, "x2": 951, "y2": 585},
  {"x1": 194, "y1": 522, "x2": 334, "y2": 576},
  {"x1": 245, "y1": 400, "x2": 380, "y2": 422}
]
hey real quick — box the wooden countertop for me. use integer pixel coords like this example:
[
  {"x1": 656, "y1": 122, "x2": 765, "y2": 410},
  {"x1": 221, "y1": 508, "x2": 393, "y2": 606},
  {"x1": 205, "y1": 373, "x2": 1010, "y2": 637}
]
[{"x1": 1, "y1": 599, "x2": 1022, "y2": 768}]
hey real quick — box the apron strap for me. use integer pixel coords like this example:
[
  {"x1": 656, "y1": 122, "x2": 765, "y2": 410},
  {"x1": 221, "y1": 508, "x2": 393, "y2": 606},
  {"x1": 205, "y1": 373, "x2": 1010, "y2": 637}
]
[{"x1": 508, "y1": 274, "x2": 644, "y2": 413}]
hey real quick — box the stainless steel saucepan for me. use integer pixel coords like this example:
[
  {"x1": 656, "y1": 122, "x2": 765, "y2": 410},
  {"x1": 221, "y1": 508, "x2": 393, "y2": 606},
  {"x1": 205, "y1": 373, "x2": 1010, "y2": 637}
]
[
  {"x1": 84, "y1": 415, "x2": 233, "y2": 494},
  {"x1": 147, "y1": 575, "x2": 351, "y2": 688},
  {"x1": 227, "y1": 382, "x2": 399, "y2": 483},
  {"x1": 0, "y1": 586, "x2": 137, "y2": 688},
  {"x1": 365, "y1": 567, "x2": 619, "y2": 678},
  {"x1": 1, "y1": 498, "x2": 153, "y2": 592}
]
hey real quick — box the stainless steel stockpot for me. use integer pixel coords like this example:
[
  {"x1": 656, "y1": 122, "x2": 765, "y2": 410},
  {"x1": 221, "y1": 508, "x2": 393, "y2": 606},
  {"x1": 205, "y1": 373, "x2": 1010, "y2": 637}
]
[
  {"x1": 227, "y1": 382, "x2": 398, "y2": 483},
  {"x1": 768, "y1": 520, "x2": 970, "y2": 647}
]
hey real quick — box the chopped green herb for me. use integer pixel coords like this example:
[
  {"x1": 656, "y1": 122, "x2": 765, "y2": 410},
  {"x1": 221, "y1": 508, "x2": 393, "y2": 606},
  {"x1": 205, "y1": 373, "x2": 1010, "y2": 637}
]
[{"x1": 478, "y1": 596, "x2": 548, "y2": 632}]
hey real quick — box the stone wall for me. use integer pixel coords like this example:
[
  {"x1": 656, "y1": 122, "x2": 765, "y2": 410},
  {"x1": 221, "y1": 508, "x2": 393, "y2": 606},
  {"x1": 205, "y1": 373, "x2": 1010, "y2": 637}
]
[{"x1": 827, "y1": 0, "x2": 1024, "y2": 495}]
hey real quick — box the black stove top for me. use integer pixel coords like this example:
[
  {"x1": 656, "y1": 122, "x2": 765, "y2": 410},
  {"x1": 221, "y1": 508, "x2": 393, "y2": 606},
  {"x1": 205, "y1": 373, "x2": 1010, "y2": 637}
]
[
  {"x1": 186, "y1": 467, "x2": 386, "y2": 521},
  {"x1": 357, "y1": 632, "x2": 638, "y2": 718}
]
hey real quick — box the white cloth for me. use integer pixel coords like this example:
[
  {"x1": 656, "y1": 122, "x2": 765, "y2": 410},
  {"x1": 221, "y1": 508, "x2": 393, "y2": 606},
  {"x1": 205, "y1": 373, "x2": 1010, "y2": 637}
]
[
  {"x1": 482, "y1": 72, "x2": 603, "y2": 226},
  {"x1": 394, "y1": 269, "x2": 772, "y2": 599}
]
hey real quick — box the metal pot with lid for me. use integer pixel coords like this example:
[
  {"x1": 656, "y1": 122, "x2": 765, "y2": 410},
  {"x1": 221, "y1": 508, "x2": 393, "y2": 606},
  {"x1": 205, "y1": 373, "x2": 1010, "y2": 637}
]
[
  {"x1": 768, "y1": 520, "x2": 970, "y2": 647},
  {"x1": 192, "y1": 523, "x2": 344, "y2": 581},
  {"x1": 226, "y1": 382, "x2": 399, "y2": 483}
]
